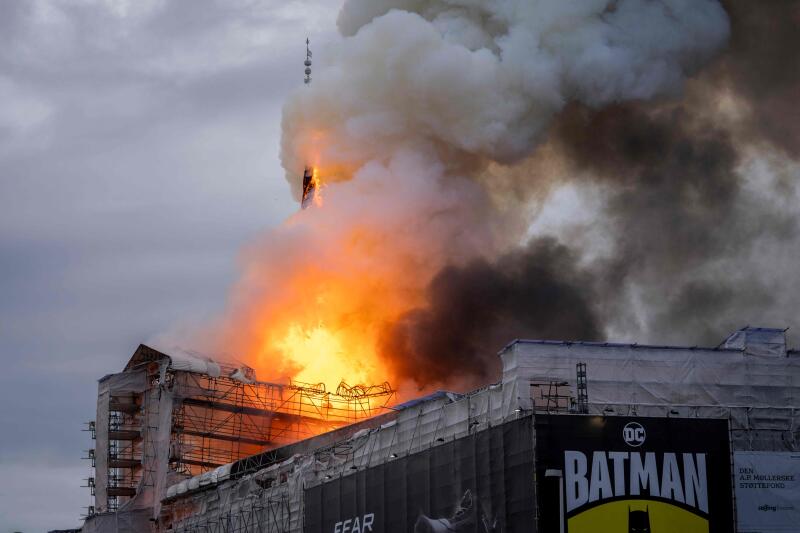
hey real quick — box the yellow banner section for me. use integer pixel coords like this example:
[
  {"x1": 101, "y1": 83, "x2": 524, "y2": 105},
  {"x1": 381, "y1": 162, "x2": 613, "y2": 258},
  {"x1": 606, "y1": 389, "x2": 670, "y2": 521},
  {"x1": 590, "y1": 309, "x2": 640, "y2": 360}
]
[{"x1": 568, "y1": 499, "x2": 708, "y2": 533}]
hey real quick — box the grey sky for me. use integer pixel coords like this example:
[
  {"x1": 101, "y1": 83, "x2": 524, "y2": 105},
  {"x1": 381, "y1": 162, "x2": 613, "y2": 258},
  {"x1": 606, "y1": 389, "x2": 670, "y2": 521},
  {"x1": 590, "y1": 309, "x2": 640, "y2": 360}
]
[{"x1": 0, "y1": 1, "x2": 339, "y2": 529}]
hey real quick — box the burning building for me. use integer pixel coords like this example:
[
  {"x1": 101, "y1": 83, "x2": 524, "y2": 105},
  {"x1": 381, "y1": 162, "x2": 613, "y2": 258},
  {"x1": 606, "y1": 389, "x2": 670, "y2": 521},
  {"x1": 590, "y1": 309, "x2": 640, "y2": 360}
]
[
  {"x1": 79, "y1": 344, "x2": 394, "y2": 531},
  {"x1": 75, "y1": 326, "x2": 800, "y2": 532},
  {"x1": 67, "y1": 0, "x2": 800, "y2": 531}
]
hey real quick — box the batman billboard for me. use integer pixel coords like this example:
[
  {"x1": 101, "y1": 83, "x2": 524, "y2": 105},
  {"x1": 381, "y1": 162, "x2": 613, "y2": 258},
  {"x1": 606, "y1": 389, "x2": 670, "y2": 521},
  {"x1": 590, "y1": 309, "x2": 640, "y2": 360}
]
[
  {"x1": 304, "y1": 417, "x2": 534, "y2": 533},
  {"x1": 535, "y1": 415, "x2": 734, "y2": 533}
]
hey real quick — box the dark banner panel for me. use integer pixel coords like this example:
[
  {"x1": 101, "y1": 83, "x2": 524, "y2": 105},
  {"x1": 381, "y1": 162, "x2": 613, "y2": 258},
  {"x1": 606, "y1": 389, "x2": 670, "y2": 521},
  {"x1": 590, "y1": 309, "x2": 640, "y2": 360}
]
[
  {"x1": 535, "y1": 415, "x2": 734, "y2": 533},
  {"x1": 304, "y1": 417, "x2": 534, "y2": 533}
]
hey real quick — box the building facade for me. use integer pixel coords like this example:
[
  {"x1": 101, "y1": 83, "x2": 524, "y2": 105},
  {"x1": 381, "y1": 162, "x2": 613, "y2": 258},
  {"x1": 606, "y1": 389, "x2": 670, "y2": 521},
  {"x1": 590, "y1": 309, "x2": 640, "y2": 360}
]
[{"x1": 78, "y1": 327, "x2": 800, "y2": 532}]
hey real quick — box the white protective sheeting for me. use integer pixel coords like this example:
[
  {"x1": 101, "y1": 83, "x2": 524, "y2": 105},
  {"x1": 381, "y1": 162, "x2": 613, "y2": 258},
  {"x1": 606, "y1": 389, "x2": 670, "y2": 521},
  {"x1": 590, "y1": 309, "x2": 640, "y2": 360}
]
[
  {"x1": 215, "y1": 463, "x2": 232, "y2": 481},
  {"x1": 724, "y1": 327, "x2": 788, "y2": 357},
  {"x1": 94, "y1": 370, "x2": 148, "y2": 514},
  {"x1": 165, "y1": 463, "x2": 234, "y2": 500},
  {"x1": 229, "y1": 368, "x2": 254, "y2": 383},
  {"x1": 80, "y1": 509, "x2": 152, "y2": 533},
  {"x1": 108, "y1": 330, "x2": 800, "y2": 532},
  {"x1": 165, "y1": 348, "x2": 221, "y2": 378},
  {"x1": 156, "y1": 345, "x2": 256, "y2": 382},
  {"x1": 166, "y1": 330, "x2": 800, "y2": 533},
  {"x1": 500, "y1": 338, "x2": 800, "y2": 451},
  {"x1": 167, "y1": 384, "x2": 523, "y2": 532},
  {"x1": 500, "y1": 340, "x2": 800, "y2": 410}
]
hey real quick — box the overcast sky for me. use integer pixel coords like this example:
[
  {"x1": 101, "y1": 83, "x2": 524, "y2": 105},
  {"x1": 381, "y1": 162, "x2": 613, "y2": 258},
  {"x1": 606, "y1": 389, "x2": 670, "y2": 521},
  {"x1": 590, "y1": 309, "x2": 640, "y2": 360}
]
[{"x1": 0, "y1": 1, "x2": 342, "y2": 530}]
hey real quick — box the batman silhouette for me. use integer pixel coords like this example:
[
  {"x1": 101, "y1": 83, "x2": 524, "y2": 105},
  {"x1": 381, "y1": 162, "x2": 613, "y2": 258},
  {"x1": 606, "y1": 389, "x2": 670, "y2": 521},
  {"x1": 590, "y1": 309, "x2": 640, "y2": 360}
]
[{"x1": 628, "y1": 506, "x2": 651, "y2": 533}]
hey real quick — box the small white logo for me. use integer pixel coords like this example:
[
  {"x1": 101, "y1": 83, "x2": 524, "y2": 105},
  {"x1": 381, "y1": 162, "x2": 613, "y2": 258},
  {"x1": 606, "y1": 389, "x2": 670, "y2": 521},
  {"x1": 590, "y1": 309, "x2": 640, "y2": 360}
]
[{"x1": 623, "y1": 422, "x2": 646, "y2": 447}]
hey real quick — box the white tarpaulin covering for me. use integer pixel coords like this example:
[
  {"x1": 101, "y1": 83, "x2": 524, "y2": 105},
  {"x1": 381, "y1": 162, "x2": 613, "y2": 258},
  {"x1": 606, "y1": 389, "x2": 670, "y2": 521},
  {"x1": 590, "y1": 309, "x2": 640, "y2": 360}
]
[
  {"x1": 735, "y1": 451, "x2": 800, "y2": 532},
  {"x1": 500, "y1": 336, "x2": 800, "y2": 452},
  {"x1": 501, "y1": 340, "x2": 800, "y2": 409},
  {"x1": 91, "y1": 330, "x2": 800, "y2": 532},
  {"x1": 724, "y1": 328, "x2": 788, "y2": 357},
  {"x1": 81, "y1": 508, "x2": 151, "y2": 533},
  {"x1": 166, "y1": 348, "x2": 221, "y2": 377}
]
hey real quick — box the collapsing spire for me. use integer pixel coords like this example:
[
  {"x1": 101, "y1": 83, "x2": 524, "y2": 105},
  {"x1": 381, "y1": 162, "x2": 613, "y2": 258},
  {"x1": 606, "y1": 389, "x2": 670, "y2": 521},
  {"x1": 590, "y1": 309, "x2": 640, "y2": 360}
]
[
  {"x1": 300, "y1": 38, "x2": 315, "y2": 209},
  {"x1": 304, "y1": 37, "x2": 312, "y2": 85},
  {"x1": 301, "y1": 167, "x2": 315, "y2": 209}
]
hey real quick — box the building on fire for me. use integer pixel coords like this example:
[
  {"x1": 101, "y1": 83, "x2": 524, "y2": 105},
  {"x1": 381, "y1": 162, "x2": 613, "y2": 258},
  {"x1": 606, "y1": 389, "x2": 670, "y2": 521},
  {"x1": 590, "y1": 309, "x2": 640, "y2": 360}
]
[{"x1": 72, "y1": 326, "x2": 800, "y2": 532}]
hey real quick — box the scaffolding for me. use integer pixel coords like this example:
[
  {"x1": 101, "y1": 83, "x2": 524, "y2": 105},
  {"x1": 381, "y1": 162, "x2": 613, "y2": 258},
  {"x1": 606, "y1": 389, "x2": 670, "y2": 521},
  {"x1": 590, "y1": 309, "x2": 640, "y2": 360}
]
[
  {"x1": 107, "y1": 392, "x2": 144, "y2": 511},
  {"x1": 81, "y1": 421, "x2": 97, "y2": 518},
  {"x1": 170, "y1": 492, "x2": 294, "y2": 533},
  {"x1": 170, "y1": 372, "x2": 394, "y2": 477},
  {"x1": 84, "y1": 344, "x2": 396, "y2": 523},
  {"x1": 164, "y1": 380, "x2": 513, "y2": 533},
  {"x1": 529, "y1": 379, "x2": 572, "y2": 412},
  {"x1": 576, "y1": 362, "x2": 589, "y2": 414}
]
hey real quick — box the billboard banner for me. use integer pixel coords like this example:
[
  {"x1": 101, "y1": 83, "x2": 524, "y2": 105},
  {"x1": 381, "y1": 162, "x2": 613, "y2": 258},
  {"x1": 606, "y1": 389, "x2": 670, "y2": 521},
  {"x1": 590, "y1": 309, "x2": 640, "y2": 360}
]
[
  {"x1": 734, "y1": 451, "x2": 800, "y2": 532},
  {"x1": 303, "y1": 417, "x2": 534, "y2": 533},
  {"x1": 535, "y1": 415, "x2": 734, "y2": 533}
]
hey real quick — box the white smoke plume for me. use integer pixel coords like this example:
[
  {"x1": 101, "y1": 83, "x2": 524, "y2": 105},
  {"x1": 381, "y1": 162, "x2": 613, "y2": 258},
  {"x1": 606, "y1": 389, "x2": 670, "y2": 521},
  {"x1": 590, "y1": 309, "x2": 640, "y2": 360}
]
[
  {"x1": 283, "y1": 0, "x2": 729, "y2": 187},
  {"x1": 208, "y1": 1, "x2": 757, "y2": 393}
]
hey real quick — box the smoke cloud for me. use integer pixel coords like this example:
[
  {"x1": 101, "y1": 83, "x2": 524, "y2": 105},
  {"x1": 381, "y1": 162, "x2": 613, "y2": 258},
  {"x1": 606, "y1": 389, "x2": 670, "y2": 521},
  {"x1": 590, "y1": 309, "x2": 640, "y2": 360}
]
[
  {"x1": 539, "y1": 0, "x2": 800, "y2": 345},
  {"x1": 551, "y1": 99, "x2": 797, "y2": 345},
  {"x1": 283, "y1": 0, "x2": 729, "y2": 185},
  {"x1": 381, "y1": 238, "x2": 601, "y2": 389},
  {"x1": 717, "y1": 0, "x2": 800, "y2": 155},
  {"x1": 206, "y1": 0, "x2": 799, "y2": 394}
]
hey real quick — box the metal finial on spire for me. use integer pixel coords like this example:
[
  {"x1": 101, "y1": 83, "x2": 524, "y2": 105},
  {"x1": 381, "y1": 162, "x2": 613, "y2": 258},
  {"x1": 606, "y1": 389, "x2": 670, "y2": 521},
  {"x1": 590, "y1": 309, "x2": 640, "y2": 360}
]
[{"x1": 304, "y1": 38, "x2": 312, "y2": 85}]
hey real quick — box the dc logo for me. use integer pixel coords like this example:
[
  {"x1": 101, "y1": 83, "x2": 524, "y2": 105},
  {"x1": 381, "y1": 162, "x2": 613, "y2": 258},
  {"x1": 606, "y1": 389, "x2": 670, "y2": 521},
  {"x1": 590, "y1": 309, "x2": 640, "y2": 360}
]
[{"x1": 623, "y1": 422, "x2": 646, "y2": 447}]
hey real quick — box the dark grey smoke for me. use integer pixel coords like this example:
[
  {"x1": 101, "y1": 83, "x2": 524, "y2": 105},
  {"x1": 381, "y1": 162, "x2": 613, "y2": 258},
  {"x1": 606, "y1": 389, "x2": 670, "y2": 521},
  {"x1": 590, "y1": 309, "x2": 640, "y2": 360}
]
[
  {"x1": 381, "y1": 238, "x2": 601, "y2": 388},
  {"x1": 381, "y1": 1, "x2": 800, "y2": 388},
  {"x1": 553, "y1": 101, "x2": 796, "y2": 345},
  {"x1": 548, "y1": 0, "x2": 800, "y2": 344},
  {"x1": 718, "y1": 0, "x2": 800, "y2": 155}
]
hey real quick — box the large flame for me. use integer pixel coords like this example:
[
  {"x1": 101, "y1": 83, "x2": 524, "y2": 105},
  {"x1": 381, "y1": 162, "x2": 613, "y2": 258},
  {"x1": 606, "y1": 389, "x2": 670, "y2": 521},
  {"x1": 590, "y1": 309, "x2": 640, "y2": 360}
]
[
  {"x1": 217, "y1": 165, "x2": 432, "y2": 396},
  {"x1": 305, "y1": 167, "x2": 323, "y2": 208},
  {"x1": 259, "y1": 263, "x2": 405, "y2": 392},
  {"x1": 250, "y1": 279, "x2": 413, "y2": 394}
]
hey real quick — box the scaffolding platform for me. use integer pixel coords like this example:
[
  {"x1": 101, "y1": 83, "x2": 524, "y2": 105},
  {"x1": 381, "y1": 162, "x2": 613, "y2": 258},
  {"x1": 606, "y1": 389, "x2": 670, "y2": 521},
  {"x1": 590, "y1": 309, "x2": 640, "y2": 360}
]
[{"x1": 86, "y1": 344, "x2": 395, "y2": 517}]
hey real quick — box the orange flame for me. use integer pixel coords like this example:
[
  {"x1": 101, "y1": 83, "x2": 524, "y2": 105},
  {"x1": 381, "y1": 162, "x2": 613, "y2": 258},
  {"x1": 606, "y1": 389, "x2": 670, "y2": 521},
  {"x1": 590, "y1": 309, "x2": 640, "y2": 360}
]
[
  {"x1": 214, "y1": 167, "x2": 428, "y2": 399},
  {"x1": 309, "y1": 167, "x2": 323, "y2": 207},
  {"x1": 245, "y1": 277, "x2": 409, "y2": 395}
]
